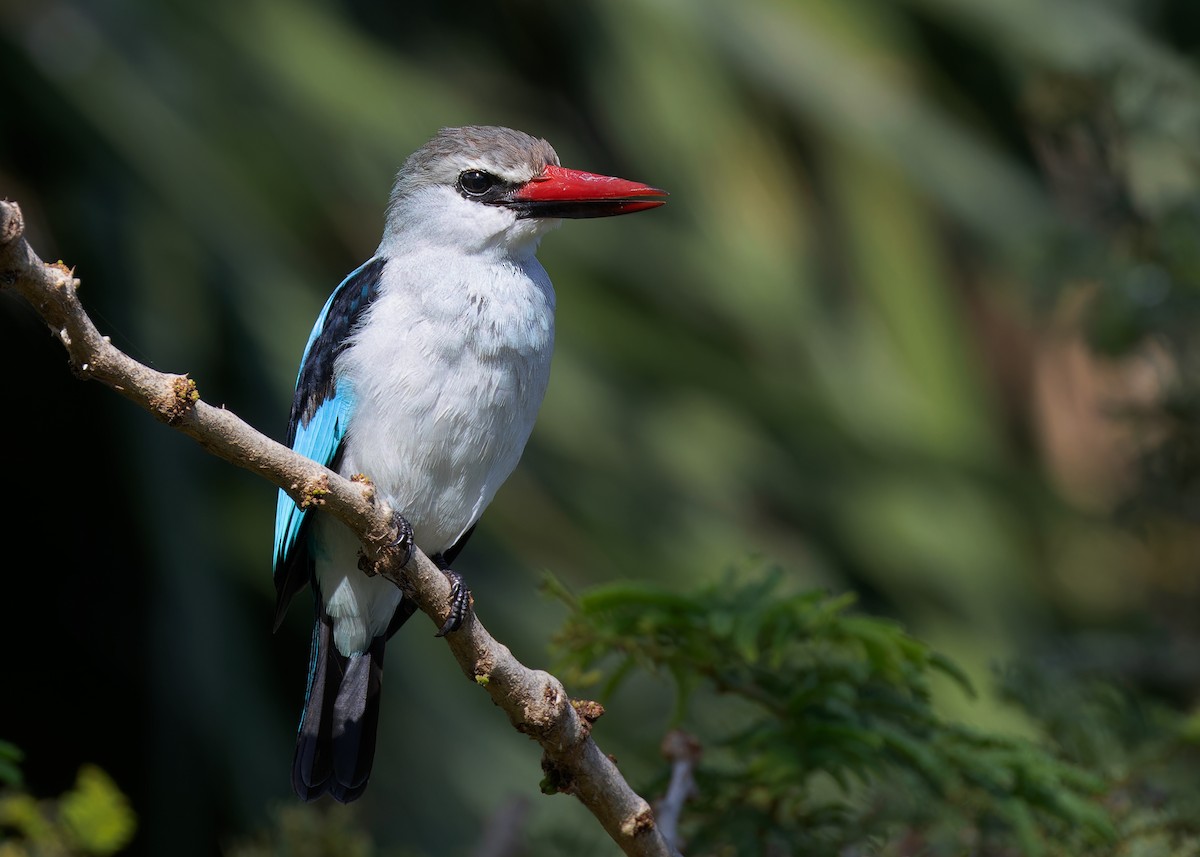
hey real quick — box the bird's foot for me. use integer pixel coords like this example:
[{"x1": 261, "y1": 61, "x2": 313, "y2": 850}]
[
  {"x1": 432, "y1": 564, "x2": 471, "y2": 637},
  {"x1": 389, "y1": 511, "x2": 415, "y2": 566}
]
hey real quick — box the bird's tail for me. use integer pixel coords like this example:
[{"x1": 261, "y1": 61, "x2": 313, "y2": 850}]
[{"x1": 292, "y1": 610, "x2": 385, "y2": 803}]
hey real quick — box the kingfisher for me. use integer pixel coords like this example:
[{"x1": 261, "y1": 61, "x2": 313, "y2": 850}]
[{"x1": 272, "y1": 125, "x2": 667, "y2": 802}]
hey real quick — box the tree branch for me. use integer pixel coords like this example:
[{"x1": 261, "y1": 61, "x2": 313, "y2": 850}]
[{"x1": 0, "y1": 199, "x2": 675, "y2": 857}]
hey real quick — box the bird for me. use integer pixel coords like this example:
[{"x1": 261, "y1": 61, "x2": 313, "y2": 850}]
[{"x1": 271, "y1": 125, "x2": 667, "y2": 802}]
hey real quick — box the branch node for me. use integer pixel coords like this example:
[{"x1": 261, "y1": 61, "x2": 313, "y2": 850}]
[
  {"x1": 473, "y1": 651, "x2": 496, "y2": 687},
  {"x1": 539, "y1": 758, "x2": 574, "y2": 796},
  {"x1": 298, "y1": 473, "x2": 331, "y2": 510},
  {"x1": 350, "y1": 472, "x2": 376, "y2": 503},
  {"x1": 571, "y1": 699, "x2": 606, "y2": 738},
  {"x1": 356, "y1": 536, "x2": 411, "y2": 583},
  {"x1": 660, "y1": 730, "x2": 701, "y2": 765},
  {"x1": 357, "y1": 548, "x2": 387, "y2": 578},
  {"x1": 620, "y1": 807, "x2": 657, "y2": 838},
  {"x1": 534, "y1": 681, "x2": 567, "y2": 729},
  {"x1": 161, "y1": 375, "x2": 200, "y2": 425},
  {"x1": 0, "y1": 201, "x2": 23, "y2": 245},
  {"x1": 48, "y1": 260, "x2": 74, "y2": 279}
]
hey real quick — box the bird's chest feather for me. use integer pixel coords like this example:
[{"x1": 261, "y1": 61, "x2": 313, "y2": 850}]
[{"x1": 334, "y1": 255, "x2": 555, "y2": 547}]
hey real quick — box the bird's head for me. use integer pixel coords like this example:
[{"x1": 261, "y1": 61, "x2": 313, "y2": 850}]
[{"x1": 381, "y1": 126, "x2": 667, "y2": 257}]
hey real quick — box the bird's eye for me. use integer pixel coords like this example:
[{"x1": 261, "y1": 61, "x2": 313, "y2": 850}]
[{"x1": 458, "y1": 170, "x2": 496, "y2": 196}]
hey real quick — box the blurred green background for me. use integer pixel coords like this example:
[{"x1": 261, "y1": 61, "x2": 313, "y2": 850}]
[{"x1": 3, "y1": 0, "x2": 1200, "y2": 854}]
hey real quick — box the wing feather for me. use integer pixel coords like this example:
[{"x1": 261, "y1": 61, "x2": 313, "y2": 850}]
[{"x1": 272, "y1": 257, "x2": 387, "y2": 626}]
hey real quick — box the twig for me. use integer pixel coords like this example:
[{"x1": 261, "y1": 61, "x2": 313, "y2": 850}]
[
  {"x1": 0, "y1": 198, "x2": 674, "y2": 857},
  {"x1": 655, "y1": 731, "x2": 700, "y2": 854}
]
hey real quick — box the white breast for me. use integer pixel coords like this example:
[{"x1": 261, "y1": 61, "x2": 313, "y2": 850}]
[{"x1": 336, "y1": 249, "x2": 556, "y2": 555}]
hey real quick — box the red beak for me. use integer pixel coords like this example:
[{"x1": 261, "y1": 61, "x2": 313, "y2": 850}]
[{"x1": 506, "y1": 164, "x2": 668, "y2": 219}]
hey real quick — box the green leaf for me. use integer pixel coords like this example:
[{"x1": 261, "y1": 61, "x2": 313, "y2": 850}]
[{"x1": 58, "y1": 765, "x2": 137, "y2": 856}]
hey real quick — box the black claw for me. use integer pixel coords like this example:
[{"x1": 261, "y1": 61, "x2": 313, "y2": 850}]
[
  {"x1": 433, "y1": 567, "x2": 471, "y2": 637},
  {"x1": 390, "y1": 512, "x2": 415, "y2": 566}
]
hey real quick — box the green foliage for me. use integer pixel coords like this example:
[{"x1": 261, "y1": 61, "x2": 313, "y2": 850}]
[
  {"x1": 994, "y1": 666, "x2": 1200, "y2": 856},
  {"x1": 0, "y1": 745, "x2": 24, "y2": 791},
  {"x1": 0, "y1": 755, "x2": 135, "y2": 857},
  {"x1": 548, "y1": 567, "x2": 1200, "y2": 856}
]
